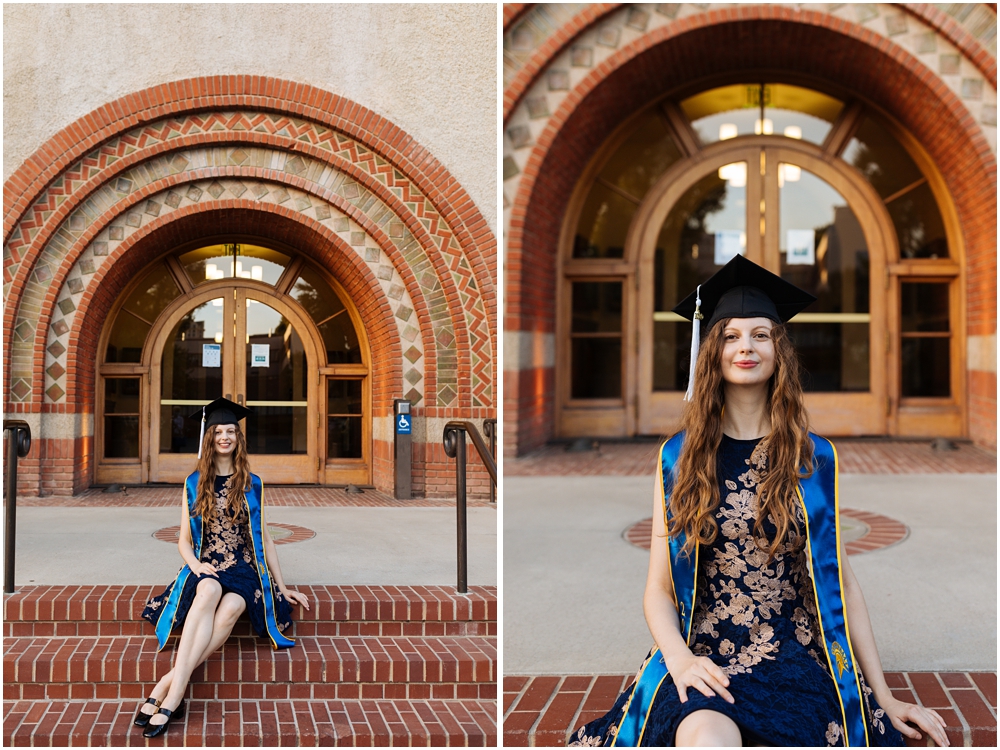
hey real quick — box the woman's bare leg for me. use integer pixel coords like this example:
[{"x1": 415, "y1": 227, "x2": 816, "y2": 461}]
[
  {"x1": 141, "y1": 591, "x2": 247, "y2": 716},
  {"x1": 146, "y1": 578, "x2": 223, "y2": 726},
  {"x1": 675, "y1": 710, "x2": 742, "y2": 747}
]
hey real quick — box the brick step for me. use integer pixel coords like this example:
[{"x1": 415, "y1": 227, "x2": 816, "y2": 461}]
[
  {"x1": 4, "y1": 697, "x2": 497, "y2": 746},
  {"x1": 8, "y1": 618, "x2": 493, "y2": 638},
  {"x1": 5, "y1": 635, "x2": 496, "y2": 695},
  {"x1": 4, "y1": 585, "x2": 496, "y2": 629},
  {"x1": 505, "y1": 674, "x2": 997, "y2": 747}
]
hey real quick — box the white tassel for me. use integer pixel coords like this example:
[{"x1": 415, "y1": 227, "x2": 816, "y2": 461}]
[
  {"x1": 197, "y1": 407, "x2": 206, "y2": 459},
  {"x1": 683, "y1": 285, "x2": 703, "y2": 402}
]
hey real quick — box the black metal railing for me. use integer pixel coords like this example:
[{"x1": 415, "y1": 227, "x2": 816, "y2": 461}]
[
  {"x1": 483, "y1": 419, "x2": 497, "y2": 504},
  {"x1": 442, "y1": 421, "x2": 497, "y2": 594},
  {"x1": 3, "y1": 419, "x2": 32, "y2": 595}
]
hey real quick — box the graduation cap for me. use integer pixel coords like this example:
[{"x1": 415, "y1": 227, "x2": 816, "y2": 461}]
[
  {"x1": 189, "y1": 397, "x2": 253, "y2": 458},
  {"x1": 672, "y1": 255, "x2": 816, "y2": 401}
]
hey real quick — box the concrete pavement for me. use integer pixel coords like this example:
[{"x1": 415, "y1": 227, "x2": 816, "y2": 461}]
[
  {"x1": 504, "y1": 473, "x2": 996, "y2": 674},
  {"x1": 9, "y1": 505, "x2": 497, "y2": 587}
]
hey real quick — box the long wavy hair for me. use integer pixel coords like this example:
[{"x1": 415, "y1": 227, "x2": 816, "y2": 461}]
[
  {"x1": 193, "y1": 423, "x2": 252, "y2": 523},
  {"x1": 667, "y1": 318, "x2": 813, "y2": 560}
]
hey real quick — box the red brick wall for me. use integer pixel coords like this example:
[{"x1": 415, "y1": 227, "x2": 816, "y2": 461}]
[
  {"x1": 505, "y1": 8, "x2": 997, "y2": 453},
  {"x1": 4, "y1": 77, "x2": 496, "y2": 496}
]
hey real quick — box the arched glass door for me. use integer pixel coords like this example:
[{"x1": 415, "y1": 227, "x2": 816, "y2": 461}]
[
  {"x1": 97, "y1": 244, "x2": 372, "y2": 486},
  {"x1": 151, "y1": 287, "x2": 318, "y2": 483},
  {"x1": 636, "y1": 144, "x2": 888, "y2": 436}
]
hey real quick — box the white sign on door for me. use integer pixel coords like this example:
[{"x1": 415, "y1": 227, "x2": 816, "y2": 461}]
[
  {"x1": 714, "y1": 230, "x2": 744, "y2": 265},
  {"x1": 251, "y1": 344, "x2": 270, "y2": 368},
  {"x1": 202, "y1": 343, "x2": 221, "y2": 368},
  {"x1": 786, "y1": 229, "x2": 816, "y2": 265}
]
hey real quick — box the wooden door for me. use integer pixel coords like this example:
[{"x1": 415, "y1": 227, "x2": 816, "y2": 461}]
[
  {"x1": 148, "y1": 283, "x2": 319, "y2": 483},
  {"x1": 634, "y1": 137, "x2": 894, "y2": 437}
]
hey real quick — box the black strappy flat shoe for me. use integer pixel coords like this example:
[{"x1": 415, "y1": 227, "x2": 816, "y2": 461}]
[
  {"x1": 142, "y1": 698, "x2": 185, "y2": 738},
  {"x1": 133, "y1": 697, "x2": 161, "y2": 727}
]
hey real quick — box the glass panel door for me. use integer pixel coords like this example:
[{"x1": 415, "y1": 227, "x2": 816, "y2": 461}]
[
  {"x1": 159, "y1": 298, "x2": 227, "y2": 453},
  {"x1": 151, "y1": 287, "x2": 317, "y2": 483},
  {"x1": 652, "y1": 166, "x2": 747, "y2": 392},
  {"x1": 778, "y1": 166, "x2": 870, "y2": 391},
  {"x1": 243, "y1": 300, "x2": 309, "y2": 454}
]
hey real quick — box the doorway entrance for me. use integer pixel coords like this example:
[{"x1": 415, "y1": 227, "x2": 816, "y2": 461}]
[
  {"x1": 557, "y1": 82, "x2": 964, "y2": 440},
  {"x1": 151, "y1": 285, "x2": 319, "y2": 483},
  {"x1": 97, "y1": 241, "x2": 371, "y2": 486},
  {"x1": 634, "y1": 140, "x2": 889, "y2": 436}
]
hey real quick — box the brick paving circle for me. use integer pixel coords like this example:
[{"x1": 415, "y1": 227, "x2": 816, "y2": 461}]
[
  {"x1": 154, "y1": 522, "x2": 315, "y2": 545},
  {"x1": 624, "y1": 508, "x2": 907, "y2": 556}
]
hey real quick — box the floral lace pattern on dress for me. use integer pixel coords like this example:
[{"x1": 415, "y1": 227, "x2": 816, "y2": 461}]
[
  {"x1": 691, "y1": 441, "x2": 828, "y2": 679},
  {"x1": 201, "y1": 480, "x2": 254, "y2": 572}
]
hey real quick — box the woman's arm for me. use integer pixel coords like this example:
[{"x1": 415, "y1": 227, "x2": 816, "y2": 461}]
[
  {"x1": 179, "y1": 499, "x2": 217, "y2": 577},
  {"x1": 259, "y1": 491, "x2": 310, "y2": 610},
  {"x1": 644, "y1": 478, "x2": 732, "y2": 703},
  {"x1": 841, "y1": 546, "x2": 949, "y2": 746}
]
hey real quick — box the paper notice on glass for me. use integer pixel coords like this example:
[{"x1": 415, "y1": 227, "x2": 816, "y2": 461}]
[
  {"x1": 786, "y1": 229, "x2": 815, "y2": 265},
  {"x1": 714, "y1": 230, "x2": 744, "y2": 265},
  {"x1": 251, "y1": 344, "x2": 270, "y2": 368},
  {"x1": 202, "y1": 343, "x2": 221, "y2": 368}
]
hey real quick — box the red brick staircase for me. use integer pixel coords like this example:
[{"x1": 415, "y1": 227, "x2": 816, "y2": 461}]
[{"x1": 4, "y1": 585, "x2": 497, "y2": 745}]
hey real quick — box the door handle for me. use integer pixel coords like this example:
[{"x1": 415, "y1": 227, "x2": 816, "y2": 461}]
[
  {"x1": 226, "y1": 393, "x2": 232, "y2": 401},
  {"x1": 237, "y1": 394, "x2": 244, "y2": 405}
]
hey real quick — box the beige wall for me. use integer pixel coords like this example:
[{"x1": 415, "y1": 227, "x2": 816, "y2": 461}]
[{"x1": 3, "y1": 3, "x2": 497, "y2": 234}]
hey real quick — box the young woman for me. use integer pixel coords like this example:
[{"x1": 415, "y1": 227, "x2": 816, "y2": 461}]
[
  {"x1": 570, "y1": 256, "x2": 948, "y2": 747},
  {"x1": 137, "y1": 398, "x2": 310, "y2": 738}
]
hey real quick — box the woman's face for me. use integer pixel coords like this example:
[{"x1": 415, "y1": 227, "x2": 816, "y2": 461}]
[
  {"x1": 720, "y1": 317, "x2": 776, "y2": 386},
  {"x1": 213, "y1": 424, "x2": 238, "y2": 456}
]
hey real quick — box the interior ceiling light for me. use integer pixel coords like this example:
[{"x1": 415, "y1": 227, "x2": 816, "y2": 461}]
[{"x1": 718, "y1": 162, "x2": 747, "y2": 188}]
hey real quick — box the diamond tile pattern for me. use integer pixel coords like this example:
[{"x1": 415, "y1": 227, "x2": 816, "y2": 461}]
[{"x1": 6, "y1": 111, "x2": 494, "y2": 411}]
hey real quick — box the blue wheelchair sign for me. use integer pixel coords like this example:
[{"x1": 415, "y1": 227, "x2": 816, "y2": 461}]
[{"x1": 396, "y1": 413, "x2": 412, "y2": 435}]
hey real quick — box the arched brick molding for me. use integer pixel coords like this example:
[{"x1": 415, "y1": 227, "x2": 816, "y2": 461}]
[
  {"x1": 5, "y1": 79, "x2": 495, "y2": 496},
  {"x1": 502, "y1": 3, "x2": 996, "y2": 121},
  {"x1": 504, "y1": 4, "x2": 531, "y2": 31},
  {"x1": 503, "y1": 5, "x2": 996, "y2": 454}
]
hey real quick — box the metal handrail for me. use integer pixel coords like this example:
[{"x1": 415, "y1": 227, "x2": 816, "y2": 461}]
[
  {"x1": 442, "y1": 420, "x2": 497, "y2": 594},
  {"x1": 483, "y1": 419, "x2": 497, "y2": 504},
  {"x1": 3, "y1": 419, "x2": 32, "y2": 594}
]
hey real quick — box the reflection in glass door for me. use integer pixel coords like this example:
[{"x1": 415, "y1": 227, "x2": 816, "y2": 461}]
[
  {"x1": 243, "y1": 301, "x2": 309, "y2": 454},
  {"x1": 160, "y1": 298, "x2": 226, "y2": 453},
  {"x1": 652, "y1": 165, "x2": 747, "y2": 392},
  {"x1": 778, "y1": 166, "x2": 870, "y2": 392}
]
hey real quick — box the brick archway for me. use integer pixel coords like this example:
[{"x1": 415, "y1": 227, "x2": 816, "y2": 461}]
[
  {"x1": 504, "y1": 8, "x2": 996, "y2": 453},
  {"x1": 5, "y1": 78, "x2": 496, "y2": 496}
]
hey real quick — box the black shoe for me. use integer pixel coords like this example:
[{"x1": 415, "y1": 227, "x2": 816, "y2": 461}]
[
  {"x1": 142, "y1": 698, "x2": 185, "y2": 738},
  {"x1": 133, "y1": 697, "x2": 161, "y2": 727}
]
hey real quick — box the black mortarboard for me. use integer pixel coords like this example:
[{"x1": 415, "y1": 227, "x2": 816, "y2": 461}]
[
  {"x1": 189, "y1": 398, "x2": 253, "y2": 457},
  {"x1": 672, "y1": 254, "x2": 816, "y2": 330},
  {"x1": 671, "y1": 255, "x2": 815, "y2": 400}
]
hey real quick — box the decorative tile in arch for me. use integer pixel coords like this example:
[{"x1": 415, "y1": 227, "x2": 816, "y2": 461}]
[
  {"x1": 33, "y1": 176, "x2": 426, "y2": 406},
  {"x1": 5, "y1": 111, "x2": 493, "y2": 409},
  {"x1": 501, "y1": 2, "x2": 998, "y2": 233}
]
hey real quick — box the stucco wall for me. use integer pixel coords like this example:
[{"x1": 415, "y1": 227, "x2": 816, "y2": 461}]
[{"x1": 3, "y1": 3, "x2": 498, "y2": 234}]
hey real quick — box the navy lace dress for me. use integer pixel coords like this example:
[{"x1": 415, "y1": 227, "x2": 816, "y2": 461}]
[
  {"x1": 570, "y1": 436, "x2": 903, "y2": 747},
  {"x1": 142, "y1": 475, "x2": 293, "y2": 639}
]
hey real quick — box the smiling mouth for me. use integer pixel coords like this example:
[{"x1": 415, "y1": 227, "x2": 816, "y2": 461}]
[{"x1": 734, "y1": 361, "x2": 758, "y2": 367}]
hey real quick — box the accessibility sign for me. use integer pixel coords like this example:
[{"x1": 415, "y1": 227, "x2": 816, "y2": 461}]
[{"x1": 396, "y1": 413, "x2": 412, "y2": 435}]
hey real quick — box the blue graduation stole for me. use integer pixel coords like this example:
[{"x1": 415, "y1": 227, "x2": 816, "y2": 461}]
[
  {"x1": 153, "y1": 472, "x2": 295, "y2": 651},
  {"x1": 611, "y1": 433, "x2": 869, "y2": 747}
]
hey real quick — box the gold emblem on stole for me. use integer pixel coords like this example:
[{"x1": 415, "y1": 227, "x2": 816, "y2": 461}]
[{"x1": 831, "y1": 641, "x2": 850, "y2": 678}]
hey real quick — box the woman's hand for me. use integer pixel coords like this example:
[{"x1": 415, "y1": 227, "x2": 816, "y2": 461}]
[
  {"x1": 881, "y1": 697, "x2": 950, "y2": 747},
  {"x1": 666, "y1": 652, "x2": 734, "y2": 704},
  {"x1": 281, "y1": 588, "x2": 310, "y2": 611},
  {"x1": 190, "y1": 561, "x2": 218, "y2": 578}
]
